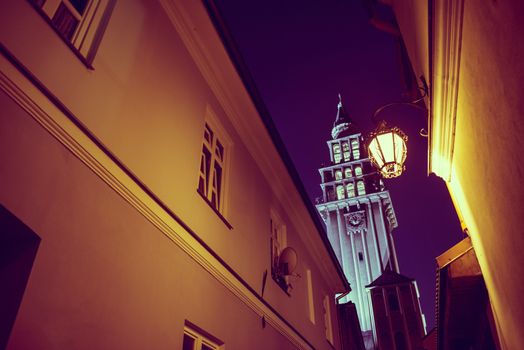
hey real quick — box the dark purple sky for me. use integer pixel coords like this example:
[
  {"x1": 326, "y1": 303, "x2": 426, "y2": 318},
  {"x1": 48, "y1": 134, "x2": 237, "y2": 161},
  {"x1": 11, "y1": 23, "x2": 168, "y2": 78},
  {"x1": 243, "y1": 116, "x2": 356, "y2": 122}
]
[{"x1": 215, "y1": 0, "x2": 462, "y2": 331}]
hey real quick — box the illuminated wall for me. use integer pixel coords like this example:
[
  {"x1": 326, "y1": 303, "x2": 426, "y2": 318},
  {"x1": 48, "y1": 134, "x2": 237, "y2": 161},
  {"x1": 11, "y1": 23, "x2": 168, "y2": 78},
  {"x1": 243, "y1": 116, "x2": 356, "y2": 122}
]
[
  {"x1": 388, "y1": 0, "x2": 524, "y2": 348},
  {"x1": 0, "y1": 1, "x2": 347, "y2": 349}
]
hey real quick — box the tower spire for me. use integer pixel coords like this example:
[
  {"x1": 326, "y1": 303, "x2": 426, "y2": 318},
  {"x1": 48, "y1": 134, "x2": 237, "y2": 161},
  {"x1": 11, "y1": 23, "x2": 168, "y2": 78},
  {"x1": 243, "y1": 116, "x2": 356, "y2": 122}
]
[{"x1": 331, "y1": 94, "x2": 356, "y2": 139}]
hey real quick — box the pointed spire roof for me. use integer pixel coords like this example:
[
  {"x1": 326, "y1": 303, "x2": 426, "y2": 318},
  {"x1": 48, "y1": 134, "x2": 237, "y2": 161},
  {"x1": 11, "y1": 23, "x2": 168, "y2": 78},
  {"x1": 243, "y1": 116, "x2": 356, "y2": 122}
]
[
  {"x1": 366, "y1": 269, "x2": 415, "y2": 288},
  {"x1": 331, "y1": 94, "x2": 358, "y2": 139},
  {"x1": 334, "y1": 93, "x2": 350, "y2": 125}
]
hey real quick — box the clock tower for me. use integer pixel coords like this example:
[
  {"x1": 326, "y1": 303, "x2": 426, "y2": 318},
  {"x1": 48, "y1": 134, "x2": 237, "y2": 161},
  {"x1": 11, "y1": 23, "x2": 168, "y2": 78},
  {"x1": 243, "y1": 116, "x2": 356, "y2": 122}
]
[{"x1": 316, "y1": 96, "x2": 402, "y2": 349}]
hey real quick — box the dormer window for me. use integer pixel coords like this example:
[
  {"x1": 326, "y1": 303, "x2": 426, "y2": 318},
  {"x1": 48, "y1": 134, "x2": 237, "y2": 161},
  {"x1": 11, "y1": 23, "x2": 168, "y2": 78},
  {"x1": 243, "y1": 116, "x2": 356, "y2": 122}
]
[
  {"x1": 332, "y1": 143, "x2": 342, "y2": 164},
  {"x1": 342, "y1": 141, "x2": 351, "y2": 161}
]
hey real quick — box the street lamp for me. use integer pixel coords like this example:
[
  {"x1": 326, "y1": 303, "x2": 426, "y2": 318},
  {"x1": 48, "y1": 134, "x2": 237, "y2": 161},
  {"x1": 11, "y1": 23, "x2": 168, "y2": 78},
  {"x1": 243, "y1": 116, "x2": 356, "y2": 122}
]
[
  {"x1": 368, "y1": 121, "x2": 408, "y2": 178},
  {"x1": 367, "y1": 76, "x2": 428, "y2": 178}
]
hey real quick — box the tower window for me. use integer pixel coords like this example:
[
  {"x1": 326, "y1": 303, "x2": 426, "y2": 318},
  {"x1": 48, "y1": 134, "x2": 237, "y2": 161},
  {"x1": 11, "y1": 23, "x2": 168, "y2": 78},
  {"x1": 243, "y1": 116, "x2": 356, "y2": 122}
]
[
  {"x1": 336, "y1": 185, "x2": 345, "y2": 200},
  {"x1": 354, "y1": 165, "x2": 363, "y2": 177},
  {"x1": 332, "y1": 143, "x2": 342, "y2": 164},
  {"x1": 335, "y1": 170, "x2": 343, "y2": 180},
  {"x1": 344, "y1": 167, "x2": 352, "y2": 178},
  {"x1": 351, "y1": 139, "x2": 360, "y2": 160},
  {"x1": 342, "y1": 141, "x2": 351, "y2": 161},
  {"x1": 198, "y1": 122, "x2": 228, "y2": 213},
  {"x1": 346, "y1": 183, "x2": 355, "y2": 197},
  {"x1": 357, "y1": 181, "x2": 366, "y2": 196}
]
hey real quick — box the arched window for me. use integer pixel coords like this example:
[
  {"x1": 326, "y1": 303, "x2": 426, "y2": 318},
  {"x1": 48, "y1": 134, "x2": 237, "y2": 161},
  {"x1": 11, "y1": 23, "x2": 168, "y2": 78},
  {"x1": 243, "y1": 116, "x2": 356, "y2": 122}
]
[
  {"x1": 354, "y1": 166, "x2": 363, "y2": 176},
  {"x1": 335, "y1": 170, "x2": 343, "y2": 180},
  {"x1": 346, "y1": 183, "x2": 355, "y2": 197},
  {"x1": 342, "y1": 142, "x2": 350, "y2": 161},
  {"x1": 344, "y1": 167, "x2": 352, "y2": 178},
  {"x1": 332, "y1": 144, "x2": 342, "y2": 164},
  {"x1": 357, "y1": 181, "x2": 366, "y2": 196},
  {"x1": 336, "y1": 185, "x2": 345, "y2": 200}
]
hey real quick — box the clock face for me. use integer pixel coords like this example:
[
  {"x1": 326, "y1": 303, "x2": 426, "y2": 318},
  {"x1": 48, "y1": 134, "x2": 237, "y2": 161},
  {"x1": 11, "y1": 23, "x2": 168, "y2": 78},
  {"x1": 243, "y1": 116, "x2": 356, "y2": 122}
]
[
  {"x1": 347, "y1": 211, "x2": 365, "y2": 228},
  {"x1": 349, "y1": 216, "x2": 362, "y2": 226}
]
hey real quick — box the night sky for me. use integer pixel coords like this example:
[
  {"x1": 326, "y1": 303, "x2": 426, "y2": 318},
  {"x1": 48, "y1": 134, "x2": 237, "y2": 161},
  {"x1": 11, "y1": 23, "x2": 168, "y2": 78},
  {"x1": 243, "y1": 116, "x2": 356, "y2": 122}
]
[{"x1": 215, "y1": 0, "x2": 462, "y2": 331}]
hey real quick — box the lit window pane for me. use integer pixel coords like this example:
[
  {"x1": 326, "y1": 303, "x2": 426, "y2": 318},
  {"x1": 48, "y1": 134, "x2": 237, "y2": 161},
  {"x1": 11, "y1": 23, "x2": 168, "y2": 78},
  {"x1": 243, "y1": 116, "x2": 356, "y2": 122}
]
[
  {"x1": 344, "y1": 168, "x2": 352, "y2": 178},
  {"x1": 336, "y1": 185, "x2": 345, "y2": 200},
  {"x1": 335, "y1": 170, "x2": 342, "y2": 180}
]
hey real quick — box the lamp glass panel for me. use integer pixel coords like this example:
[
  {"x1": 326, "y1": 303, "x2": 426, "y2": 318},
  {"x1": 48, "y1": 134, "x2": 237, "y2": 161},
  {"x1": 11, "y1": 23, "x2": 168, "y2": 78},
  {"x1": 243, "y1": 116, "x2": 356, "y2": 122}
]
[
  {"x1": 368, "y1": 138, "x2": 385, "y2": 167},
  {"x1": 377, "y1": 132, "x2": 395, "y2": 164},
  {"x1": 393, "y1": 133, "x2": 407, "y2": 163}
]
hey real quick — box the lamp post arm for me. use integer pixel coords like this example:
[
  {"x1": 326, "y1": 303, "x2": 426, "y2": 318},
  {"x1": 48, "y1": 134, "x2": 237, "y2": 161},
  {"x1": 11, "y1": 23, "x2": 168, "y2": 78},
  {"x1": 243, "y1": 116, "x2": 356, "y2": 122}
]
[{"x1": 372, "y1": 76, "x2": 429, "y2": 124}]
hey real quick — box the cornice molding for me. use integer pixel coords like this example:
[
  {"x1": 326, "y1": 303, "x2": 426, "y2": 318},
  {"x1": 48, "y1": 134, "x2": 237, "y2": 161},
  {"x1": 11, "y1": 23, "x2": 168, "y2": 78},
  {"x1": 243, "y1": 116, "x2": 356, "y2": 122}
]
[
  {"x1": 429, "y1": 0, "x2": 465, "y2": 181},
  {"x1": 0, "y1": 54, "x2": 314, "y2": 350}
]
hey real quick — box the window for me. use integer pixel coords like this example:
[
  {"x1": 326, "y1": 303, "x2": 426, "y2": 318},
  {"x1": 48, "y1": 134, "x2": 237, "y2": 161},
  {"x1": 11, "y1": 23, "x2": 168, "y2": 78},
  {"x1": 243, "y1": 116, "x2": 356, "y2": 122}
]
[
  {"x1": 30, "y1": 0, "x2": 116, "y2": 65},
  {"x1": 334, "y1": 169, "x2": 343, "y2": 180},
  {"x1": 344, "y1": 167, "x2": 352, "y2": 179},
  {"x1": 346, "y1": 183, "x2": 355, "y2": 197},
  {"x1": 323, "y1": 295, "x2": 334, "y2": 344},
  {"x1": 332, "y1": 143, "x2": 342, "y2": 164},
  {"x1": 270, "y1": 212, "x2": 289, "y2": 293},
  {"x1": 351, "y1": 139, "x2": 360, "y2": 160},
  {"x1": 342, "y1": 141, "x2": 351, "y2": 161},
  {"x1": 0, "y1": 205, "x2": 41, "y2": 349},
  {"x1": 358, "y1": 252, "x2": 364, "y2": 261},
  {"x1": 336, "y1": 185, "x2": 345, "y2": 200},
  {"x1": 354, "y1": 165, "x2": 363, "y2": 177},
  {"x1": 183, "y1": 324, "x2": 222, "y2": 350},
  {"x1": 306, "y1": 270, "x2": 315, "y2": 324},
  {"x1": 198, "y1": 123, "x2": 226, "y2": 212},
  {"x1": 357, "y1": 181, "x2": 366, "y2": 196}
]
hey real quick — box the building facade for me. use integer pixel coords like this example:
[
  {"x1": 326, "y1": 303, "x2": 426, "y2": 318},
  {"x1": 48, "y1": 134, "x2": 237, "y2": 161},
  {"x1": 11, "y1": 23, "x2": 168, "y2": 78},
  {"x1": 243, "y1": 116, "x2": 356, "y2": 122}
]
[
  {"x1": 369, "y1": 0, "x2": 524, "y2": 348},
  {"x1": 316, "y1": 99, "x2": 424, "y2": 349},
  {"x1": 0, "y1": 1, "x2": 350, "y2": 349}
]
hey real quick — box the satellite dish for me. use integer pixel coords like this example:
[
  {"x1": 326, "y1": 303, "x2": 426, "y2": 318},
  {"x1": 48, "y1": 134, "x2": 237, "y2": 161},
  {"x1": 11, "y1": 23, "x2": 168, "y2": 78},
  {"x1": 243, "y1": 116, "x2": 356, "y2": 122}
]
[{"x1": 278, "y1": 247, "x2": 298, "y2": 276}]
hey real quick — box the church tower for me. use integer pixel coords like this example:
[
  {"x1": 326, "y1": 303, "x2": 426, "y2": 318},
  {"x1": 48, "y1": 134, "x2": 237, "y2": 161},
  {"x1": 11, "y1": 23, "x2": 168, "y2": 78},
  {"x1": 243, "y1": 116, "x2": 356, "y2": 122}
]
[{"x1": 316, "y1": 96, "x2": 401, "y2": 349}]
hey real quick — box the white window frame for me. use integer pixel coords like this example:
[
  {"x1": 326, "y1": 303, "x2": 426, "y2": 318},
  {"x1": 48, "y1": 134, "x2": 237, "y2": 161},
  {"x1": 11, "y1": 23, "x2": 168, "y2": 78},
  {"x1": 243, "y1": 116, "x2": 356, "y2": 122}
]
[
  {"x1": 183, "y1": 325, "x2": 222, "y2": 350},
  {"x1": 33, "y1": 0, "x2": 116, "y2": 64},
  {"x1": 197, "y1": 108, "x2": 232, "y2": 216}
]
